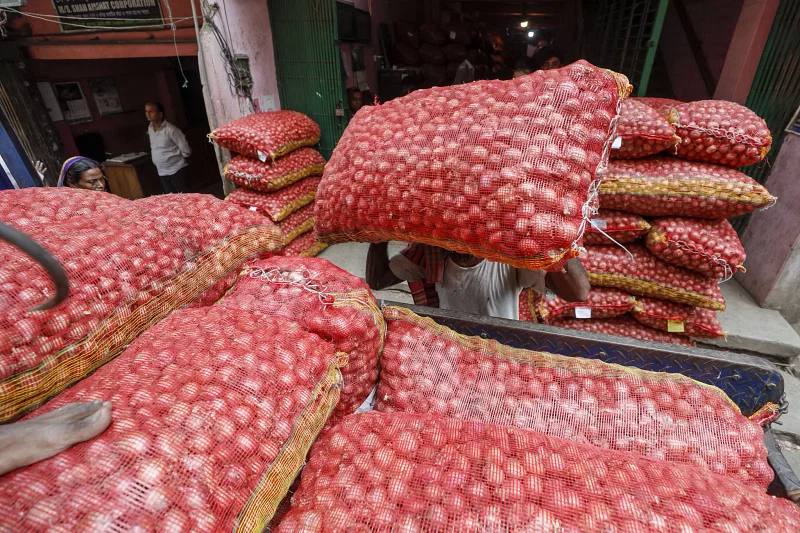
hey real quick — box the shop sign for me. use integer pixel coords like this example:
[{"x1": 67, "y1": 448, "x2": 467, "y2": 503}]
[{"x1": 51, "y1": 0, "x2": 164, "y2": 32}]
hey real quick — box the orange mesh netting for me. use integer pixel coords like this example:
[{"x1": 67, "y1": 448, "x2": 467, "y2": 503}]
[
  {"x1": 609, "y1": 99, "x2": 679, "y2": 159},
  {"x1": 532, "y1": 287, "x2": 635, "y2": 323},
  {"x1": 632, "y1": 297, "x2": 726, "y2": 339},
  {"x1": 0, "y1": 305, "x2": 342, "y2": 532},
  {"x1": 583, "y1": 209, "x2": 650, "y2": 246},
  {"x1": 673, "y1": 100, "x2": 771, "y2": 167},
  {"x1": 376, "y1": 306, "x2": 771, "y2": 486},
  {"x1": 551, "y1": 315, "x2": 696, "y2": 347},
  {"x1": 227, "y1": 177, "x2": 320, "y2": 222},
  {"x1": 646, "y1": 217, "x2": 746, "y2": 280},
  {"x1": 216, "y1": 257, "x2": 384, "y2": 423},
  {"x1": 275, "y1": 411, "x2": 798, "y2": 532},
  {"x1": 277, "y1": 203, "x2": 315, "y2": 246},
  {"x1": 224, "y1": 148, "x2": 325, "y2": 192},
  {"x1": 280, "y1": 231, "x2": 328, "y2": 258},
  {"x1": 0, "y1": 188, "x2": 129, "y2": 231},
  {"x1": 632, "y1": 96, "x2": 683, "y2": 118},
  {"x1": 315, "y1": 60, "x2": 631, "y2": 270},
  {"x1": 581, "y1": 244, "x2": 726, "y2": 311},
  {"x1": 209, "y1": 111, "x2": 321, "y2": 161},
  {"x1": 0, "y1": 191, "x2": 283, "y2": 422},
  {"x1": 599, "y1": 157, "x2": 776, "y2": 218}
]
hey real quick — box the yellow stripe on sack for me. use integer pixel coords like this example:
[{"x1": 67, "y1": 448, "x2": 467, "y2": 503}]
[
  {"x1": 587, "y1": 272, "x2": 726, "y2": 311},
  {"x1": 0, "y1": 225, "x2": 284, "y2": 423},
  {"x1": 273, "y1": 137, "x2": 322, "y2": 161},
  {"x1": 283, "y1": 217, "x2": 315, "y2": 245},
  {"x1": 528, "y1": 288, "x2": 540, "y2": 323},
  {"x1": 599, "y1": 177, "x2": 776, "y2": 207},
  {"x1": 300, "y1": 242, "x2": 329, "y2": 258},
  {"x1": 274, "y1": 191, "x2": 317, "y2": 222},
  {"x1": 382, "y1": 306, "x2": 739, "y2": 411},
  {"x1": 234, "y1": 353, "x2": 345, "y2": 533}
]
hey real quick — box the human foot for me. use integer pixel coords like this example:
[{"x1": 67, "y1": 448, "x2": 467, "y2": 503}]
[{"x1": 0, "y1": 400, "x2": 112, "y2": 476}]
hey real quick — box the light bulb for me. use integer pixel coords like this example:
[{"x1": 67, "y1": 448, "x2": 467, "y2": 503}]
[
  {"x1": 520, "y1": 20, "x2": 529, "y2": 28},
  {"x1": 528, "y1": 31, "x2": 535, "y2": 38}
]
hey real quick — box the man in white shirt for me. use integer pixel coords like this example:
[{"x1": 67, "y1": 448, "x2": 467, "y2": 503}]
[
  {"x1": 366, "y1": 243, "x2": 589, "y2": 321},
  {"x1": 145, "y1": 102, "x2": 191, "y2": 193}
]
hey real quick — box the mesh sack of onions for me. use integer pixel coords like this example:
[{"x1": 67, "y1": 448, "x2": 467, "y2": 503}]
[
  {"x1": 277, "y1": 203, "x2": 315, "y2": 245},
  {"x1": 533, "y1": 287, "x2": 635, "y2": 323},
  {"x1": 551, "y1": 315, "x2": 696, "y2": 346},
  {"x1": 599, "y1": 157, "x2": 776, "y2": 218},
  {"x1": 280, "y1": 231, "x2": 328, "y2": 258},
  {"x1": 419, "y1": 22, "x2": 447, "y2": 46},
  {"x1": 217, "y1": 257, "x2": 384, "y2": 422},
  {"x1": 276, "y1": 411, "x2": 796, "y2": 533},
  {"x1": 631, "y1": 96, "x2": 682, "y2": 118},
  {"x1": 646, "y1": 217, "x2": 746, "y2": 279},
  {"x1": 377, "y1": 306, "x2": 772, "y2": 485},
  {"x1": 395, "y1": 21, "x2": 421, "y2": 48},
  {"x1": 581, "y1": 244, "x2": 726, "y2": 311},
  {"x1": 0, "y1": 305, "x2": 342, "y2": 533},
  {"x1": 632, "y1": 297, "x2": 725, "y2": 339},
  {"x1": 223, "y1": 148, "x2": 325, "y2": 192},
  {"x1": 673, "y1": 100, "x2": 771, "y2": 168},
  {"x1": 0, "y1": 192, "x2": 283, "y2": 423},
  {"x1": 0, "y1": 188, "x2": 129, "y2": 231},
  {"x1": 227, "y1": 177, "x2": 320, "y2": 222},
  {"x1": 583, "y1": 209, "x2": 650, "y2": 246},
  {"x1": 209, "y1": 111, "x2": 321, "y2": 162},
  {"x1": 610, "y1": 99, "x2": 679, "y2": 159},
  {"x1": 316, "y1": 60, "x2": 631, "y2": 270},
  {"x1": 419, "y1": 43, "x2": 446, "y2": 65}
]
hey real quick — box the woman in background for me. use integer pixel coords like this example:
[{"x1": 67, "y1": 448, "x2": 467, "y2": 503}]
[{"x1": 57, "y1": 157, "x2": 108, "y2": 192}]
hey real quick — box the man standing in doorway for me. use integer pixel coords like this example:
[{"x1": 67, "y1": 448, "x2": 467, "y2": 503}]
[{"x1": 145, "y1": 102, "x2": 191, "y2": 193}]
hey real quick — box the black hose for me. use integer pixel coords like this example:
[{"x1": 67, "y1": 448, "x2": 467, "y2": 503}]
[{"x1": 0, "y1": 221, "x2": 69, "y2": 310}]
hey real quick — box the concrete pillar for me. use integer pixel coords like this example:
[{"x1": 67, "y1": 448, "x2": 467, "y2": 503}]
[
  {"x1": 714, "y1": 0, "x2": 779, "y2": 104},
  {"x1": 736, "y1": 134, "x2": 800, "y2": 327}
]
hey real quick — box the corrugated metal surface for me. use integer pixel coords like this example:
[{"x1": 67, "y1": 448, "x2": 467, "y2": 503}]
[
  {"x1": 268, "y1": 0, "x2": 347, "y2": 159},
  {"x1": 582, "y1": 0, "x2": 669, "y2": 96},
  {"x1": 731, "y1": 0, "x2": 800, "y2": 233}
]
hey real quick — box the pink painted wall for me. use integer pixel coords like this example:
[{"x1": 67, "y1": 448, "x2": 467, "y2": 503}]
[
  {"x1": 737, "y1": 134, "x2": 800, "y2": 322},
  {"x1": 199, "y1": 0, "x2": 279, "y2": 127},
  {"x1": 658, "y1": 0, "x2": 744, "y2": 101},
  {"x1": 28, "y1": 57, "x2": 187, "y2": 158}
]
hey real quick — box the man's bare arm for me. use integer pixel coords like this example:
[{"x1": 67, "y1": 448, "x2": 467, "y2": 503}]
[
  {"x1": 366, "y1": 243, "x2": 403, "y2": 290},
  {"x1": 545, "y1": 258, "x2": 590, "y2": 302}
]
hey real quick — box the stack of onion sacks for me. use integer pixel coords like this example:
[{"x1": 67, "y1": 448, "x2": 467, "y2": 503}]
[
  {"x1": 216, "y1": 111, "x2": 327, "y2": 257},
  {"x1": 568, "y1": 97, "x2": 775, "y2": 346}
]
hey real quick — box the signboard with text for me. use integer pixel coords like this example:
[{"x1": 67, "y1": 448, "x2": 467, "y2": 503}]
[{"x1": 51, "y1": 0, "x2": 164, "y2": 32}]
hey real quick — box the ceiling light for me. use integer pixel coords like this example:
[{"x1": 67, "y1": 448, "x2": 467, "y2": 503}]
[
  {"x1": 520, "y1": 20, "x2": 529, "y2": 28},
  {"x1": 528, "y1": 31, "x2": 535, "y2": 38}
]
